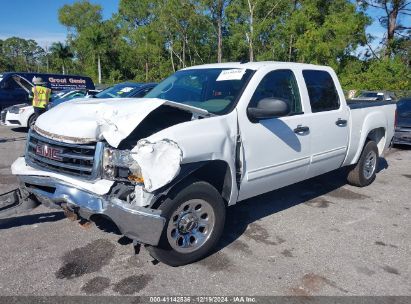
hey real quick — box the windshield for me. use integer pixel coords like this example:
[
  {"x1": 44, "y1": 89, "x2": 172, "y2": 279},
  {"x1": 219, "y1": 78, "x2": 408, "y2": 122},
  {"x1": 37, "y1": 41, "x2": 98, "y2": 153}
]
[
  {"x1": 145, "y1": 68, "x2": 254, "y2": 114},
  {"x1": 95, "y1": 83, "x2": 142, "y2": 98}
]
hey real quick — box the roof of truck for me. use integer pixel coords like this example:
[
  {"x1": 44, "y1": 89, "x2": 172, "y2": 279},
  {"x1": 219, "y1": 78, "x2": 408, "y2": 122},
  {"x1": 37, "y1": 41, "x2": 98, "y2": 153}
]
[{"x1": 183, "y1": 61, "x2": 331, "y2": 71}]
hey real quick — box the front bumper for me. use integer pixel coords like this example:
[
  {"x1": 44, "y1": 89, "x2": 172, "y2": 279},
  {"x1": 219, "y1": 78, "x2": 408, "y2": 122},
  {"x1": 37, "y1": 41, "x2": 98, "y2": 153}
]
[
  {"x1": 2, "y1": 112, "x2": 23, "y2": 127},
  {"x1": 17, "y1": 175, "x2": 166, "y2": 245}
]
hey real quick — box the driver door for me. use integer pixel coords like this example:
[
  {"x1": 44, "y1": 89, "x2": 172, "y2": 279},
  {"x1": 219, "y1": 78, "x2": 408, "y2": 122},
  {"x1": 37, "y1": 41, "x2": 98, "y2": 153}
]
[{"x1": 237, "y1": 69, "x2": 312, "y2": 201}]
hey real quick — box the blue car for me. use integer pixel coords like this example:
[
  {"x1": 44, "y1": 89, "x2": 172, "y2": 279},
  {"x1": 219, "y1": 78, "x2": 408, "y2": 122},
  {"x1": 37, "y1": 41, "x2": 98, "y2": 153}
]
[
  {"x1": 48, "y1": 82, "x2": 157, "y2": 109},
  {"x1": 48, "y1": 90, "x2": 92, "y2": 109},
  {"x1": 93, "y1": 82, "x2": 157, "y2": 99},
  {"x1": 394, "y1": 97, "x2": 411, "y2": 146}
]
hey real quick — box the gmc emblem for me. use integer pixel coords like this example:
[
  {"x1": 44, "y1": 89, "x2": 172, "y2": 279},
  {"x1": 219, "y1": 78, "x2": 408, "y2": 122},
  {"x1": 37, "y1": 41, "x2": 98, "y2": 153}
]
[{"x1": 35, "y1": 144, "x2": 63, "y2": 161}]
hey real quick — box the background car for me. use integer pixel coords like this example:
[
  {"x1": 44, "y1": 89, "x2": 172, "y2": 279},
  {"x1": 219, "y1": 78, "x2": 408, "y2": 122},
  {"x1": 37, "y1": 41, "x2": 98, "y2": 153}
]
[
  {"x1": 48, "y1": 89, "x2": 101, "y2": 109},
  {"x1": 2, "y1": 90, "x2": 90, "y2": 128},
  {"x1": 1, "y1": 82, "x2": 156, "y2": 129},
  {"x1": 93, "y1": 82, "x2": 157, "y2": 99},
  {"x1": 350, "y1": 91, "x2": 397, "y2": 102},
  {"x1": 0, "y1": 72, "x2": 95, "y2": 111},
  {"x1": 393, "y1": 97, "x2": 411, "y2": 146}
]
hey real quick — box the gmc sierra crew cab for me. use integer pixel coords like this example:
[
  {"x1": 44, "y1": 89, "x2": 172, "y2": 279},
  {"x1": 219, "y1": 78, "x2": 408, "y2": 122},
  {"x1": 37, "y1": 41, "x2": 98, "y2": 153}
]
[{"x1": 11, "y1": 62, "x2": 396, "y2": 266}]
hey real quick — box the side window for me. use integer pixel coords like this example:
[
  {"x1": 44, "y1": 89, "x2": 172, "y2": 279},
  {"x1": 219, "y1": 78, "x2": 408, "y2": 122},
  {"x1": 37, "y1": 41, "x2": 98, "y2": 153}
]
[
  {"x1": 250, "y1": 69, "x2": 302, "y2": 115},
  {"x1": 302, "y1": 70, "x2": 340, "y2": 112}
]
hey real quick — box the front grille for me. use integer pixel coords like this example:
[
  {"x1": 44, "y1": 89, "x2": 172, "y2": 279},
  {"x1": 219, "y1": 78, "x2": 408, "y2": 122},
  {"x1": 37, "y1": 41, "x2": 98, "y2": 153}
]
[
  {"x1": 25, "y1": 130, "x2": 103, "y2": 180},
  {"x1": 1, "y1": 110, "x2": 6, "y2": 124}
]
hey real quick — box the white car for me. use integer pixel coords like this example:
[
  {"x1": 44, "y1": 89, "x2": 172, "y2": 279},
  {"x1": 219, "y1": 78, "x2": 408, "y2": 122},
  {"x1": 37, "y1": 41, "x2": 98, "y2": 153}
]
[
  {"x1": 2, "y1": 103, "x2": 35, "y2": 128},
  {"x1": 2, "y1": 90, "x2": 93, "y2": 128},
  {"x1": 11, "y1": 62, "x2": 396, "y2": 266}
]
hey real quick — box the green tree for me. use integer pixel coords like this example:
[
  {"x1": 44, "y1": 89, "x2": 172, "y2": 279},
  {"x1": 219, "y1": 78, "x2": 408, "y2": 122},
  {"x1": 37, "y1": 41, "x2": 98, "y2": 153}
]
[
  {"x1": 201, "y1": 0, "x2": 231, "y2": 62},
  {"x1": 1, "y1": 37, "x2": 45, "y2": 72},
  {"x1": 49, "y1": 42, "x2": 73, "y2": 74},
  {"x1": 59, "y1": 0, "x2": 102, "y2": 34},
  {"x1": 76, "y1": 22, "x2": 115, "y2": 83},
  {"x1": 58, "y1": 0, "x2": 113, "y2": 83},
  {"x1": 358, "y1": 1, "x2": 411, "y2": 57},
  {"x1": 226, "y1": 0, "x2": 288, "y2": 61},
  {"x1": 283, "y1": 0, "x2": 370, "y2": 67}
]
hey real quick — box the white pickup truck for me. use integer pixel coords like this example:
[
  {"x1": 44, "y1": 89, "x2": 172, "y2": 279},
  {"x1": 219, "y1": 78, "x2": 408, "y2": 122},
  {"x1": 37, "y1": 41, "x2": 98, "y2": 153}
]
[{"x1": 11, "y1": 62, "x2": 395, "y2": 266}]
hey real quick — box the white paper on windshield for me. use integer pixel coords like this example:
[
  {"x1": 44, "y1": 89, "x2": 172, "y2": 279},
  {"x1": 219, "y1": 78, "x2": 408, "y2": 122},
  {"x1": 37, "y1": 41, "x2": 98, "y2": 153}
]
[
  {"x1": 216, "y1": 69, "x2": 246, "y2": 81},
  {"x1": 120, "y1": 87, "x2": 134, "y2": 93}
]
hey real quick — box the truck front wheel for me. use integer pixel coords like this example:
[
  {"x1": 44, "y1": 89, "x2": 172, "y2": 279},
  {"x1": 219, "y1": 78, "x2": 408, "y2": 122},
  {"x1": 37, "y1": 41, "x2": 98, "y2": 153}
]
[
  {"x1": 347, "y1": 140, "x2": 379, "y2": 187},
  {"x1": 148, "y1": 180, "x2": 226, "y2": 266}
]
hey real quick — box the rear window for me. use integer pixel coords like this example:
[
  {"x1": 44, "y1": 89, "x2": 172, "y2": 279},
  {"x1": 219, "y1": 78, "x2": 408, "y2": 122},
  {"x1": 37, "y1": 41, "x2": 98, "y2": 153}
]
[{"x1": 303, "y1": 70, "x2": 340, "y2": 112}]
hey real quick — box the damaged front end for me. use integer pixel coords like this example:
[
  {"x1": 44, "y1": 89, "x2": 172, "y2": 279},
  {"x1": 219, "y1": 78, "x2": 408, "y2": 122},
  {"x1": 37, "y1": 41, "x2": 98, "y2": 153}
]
[
  {"x1": 12, "y1": 107, "x2": 186, "y2": 245},
  {"x1": 102, "y1": 139, "x2": 183, "y2": 193},
  {"x1": 12, "y1": 95, "x2": 236, "y2": 247},
  {"x1": 16, "y1": 174, "x2": 165, "y2": 245}
]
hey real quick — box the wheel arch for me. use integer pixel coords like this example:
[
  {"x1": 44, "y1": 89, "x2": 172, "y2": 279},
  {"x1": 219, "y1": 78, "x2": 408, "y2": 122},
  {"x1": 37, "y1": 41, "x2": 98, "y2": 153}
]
[
  {"x1": 350, "y1": 110, "x2": 388, "y2": 165},
  {"x1": 152, "y1": 160, "x2": 234, "y2": 209}
]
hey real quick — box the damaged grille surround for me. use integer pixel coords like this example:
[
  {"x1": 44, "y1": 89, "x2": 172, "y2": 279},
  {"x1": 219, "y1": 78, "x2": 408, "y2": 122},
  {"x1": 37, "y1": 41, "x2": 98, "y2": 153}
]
[{"x1": 25, "y1": 129, "x2": 104, "y2": 180}]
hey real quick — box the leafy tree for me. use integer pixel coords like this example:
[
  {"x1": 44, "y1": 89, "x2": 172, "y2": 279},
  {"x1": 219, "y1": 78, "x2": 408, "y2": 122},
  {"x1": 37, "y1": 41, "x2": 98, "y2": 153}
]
[
  {"x1": 226, "y1": 0, "x2": 288, "y2": 62},
  {"x1": 49, "y1": 42, "x2": 73, "y2": 74},
  {"x1": 283, "y1": 0, "x2": 370, "y2": 67},
  {"x1": 358, "y1": 1, "x2": 411, "y2": 57},
  {"x1": 201, "y1": 0, "x2": 231, "y2": 62},
  {"x1": 1, "y1": 37, "x2": 45, "y2": 72},
  {"x1": 59, "y1": 0, "x2": 102, "y2": 34},
  {"x1": 58, "y1": 0, "x2": 113, "y2": 83},
  {"x1": 76, "y1": 22, "x2": 115, "y2": 83}
]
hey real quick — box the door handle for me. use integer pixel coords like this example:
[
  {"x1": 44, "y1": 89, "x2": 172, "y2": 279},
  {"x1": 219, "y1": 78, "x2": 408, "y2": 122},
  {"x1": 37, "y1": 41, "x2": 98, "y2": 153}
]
[
  {"x1": 335, "y1": 118, "x2": 347, "y2": 126},
  {"x1": 294, "y1": 125, "x2": 310, "y2": 134}
]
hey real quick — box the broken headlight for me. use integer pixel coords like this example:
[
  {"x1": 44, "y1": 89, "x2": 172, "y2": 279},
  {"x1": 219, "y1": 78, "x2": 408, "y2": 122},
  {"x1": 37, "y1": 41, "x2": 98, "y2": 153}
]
[{"x1": 102, "y1": 147, "x2": 143, "y2": 183}]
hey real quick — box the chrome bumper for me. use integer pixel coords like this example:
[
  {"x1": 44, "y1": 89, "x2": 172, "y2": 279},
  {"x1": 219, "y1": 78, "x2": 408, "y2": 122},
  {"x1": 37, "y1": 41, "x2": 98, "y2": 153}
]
[{"x1": 17, "y1": 175, "x2": 166, "y2": 246}]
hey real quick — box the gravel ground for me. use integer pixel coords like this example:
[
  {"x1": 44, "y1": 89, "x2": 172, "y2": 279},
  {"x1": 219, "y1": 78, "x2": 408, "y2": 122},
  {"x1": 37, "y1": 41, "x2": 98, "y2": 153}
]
[{"x1": 0, "y1": 125, "x2": 410, "y2": 296}]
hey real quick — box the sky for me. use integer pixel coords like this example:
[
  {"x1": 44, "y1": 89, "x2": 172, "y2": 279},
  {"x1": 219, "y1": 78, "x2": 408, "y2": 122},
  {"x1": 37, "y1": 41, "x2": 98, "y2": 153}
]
[
  {"x1": 0, "y1": 0, "x2": 119, "y2": 48},
  {"x1": 0, "y1": 0, "x2": 409, "y2": 52}
]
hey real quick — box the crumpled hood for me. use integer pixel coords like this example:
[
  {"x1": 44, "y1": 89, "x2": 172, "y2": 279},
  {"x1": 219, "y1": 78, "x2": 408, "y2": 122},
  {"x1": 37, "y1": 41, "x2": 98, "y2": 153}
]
[{"x1": 34, "y1": 97, "x2": 209, "y2": 148}]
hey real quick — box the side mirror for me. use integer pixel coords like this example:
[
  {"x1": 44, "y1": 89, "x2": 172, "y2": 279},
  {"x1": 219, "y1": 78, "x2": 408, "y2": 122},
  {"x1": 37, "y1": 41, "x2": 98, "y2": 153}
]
[{"x1": 247, "y1": 98, "x2": 290, "y2": 120}]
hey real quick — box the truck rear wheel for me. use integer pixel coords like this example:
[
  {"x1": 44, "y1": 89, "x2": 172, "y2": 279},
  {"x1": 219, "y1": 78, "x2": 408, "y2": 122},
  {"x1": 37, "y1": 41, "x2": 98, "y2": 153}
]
[
  {"x1": 347, "y1": 141, "x2": 379, "y2": 187},
  {"x1": 147, "y1": 180, "x2": 226, "y2": 266}
]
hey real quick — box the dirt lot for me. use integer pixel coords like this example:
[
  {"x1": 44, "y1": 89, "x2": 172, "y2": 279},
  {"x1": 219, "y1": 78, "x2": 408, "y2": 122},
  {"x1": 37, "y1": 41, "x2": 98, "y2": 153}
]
[{"x1": 0, "y1": 125, "x2": 410, "y2": 296}]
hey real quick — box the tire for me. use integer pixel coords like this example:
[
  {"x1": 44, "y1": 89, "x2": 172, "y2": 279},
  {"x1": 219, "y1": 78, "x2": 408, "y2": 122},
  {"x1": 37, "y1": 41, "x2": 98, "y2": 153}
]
[
  {"x1": 27, "y1": 114, "x2": 36, "y2": 129},
  {"x1": 347, "y1": 141, "x2": 379, "y2": 187},
  {"x1": 147, "y1": 180, "x2": 226, "y2": 266}
]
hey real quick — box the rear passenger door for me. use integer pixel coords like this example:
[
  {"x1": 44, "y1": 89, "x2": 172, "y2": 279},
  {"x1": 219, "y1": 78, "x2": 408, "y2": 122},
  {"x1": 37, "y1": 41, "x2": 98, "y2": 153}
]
[{"x1": 302, "y1": 70, "x2": 349, "y2": 178}]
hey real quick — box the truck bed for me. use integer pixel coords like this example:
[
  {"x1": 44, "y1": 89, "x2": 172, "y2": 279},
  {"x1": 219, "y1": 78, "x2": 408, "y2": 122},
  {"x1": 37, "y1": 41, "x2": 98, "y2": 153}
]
[{"x1": 343, "y1": 101, "x2": 396, "y2": 167}]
